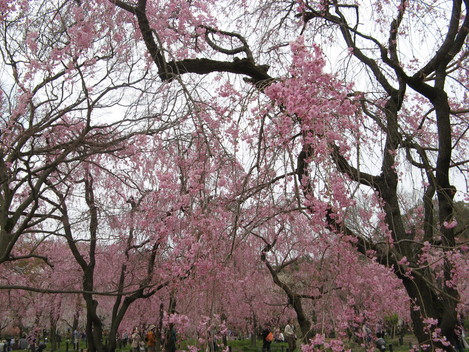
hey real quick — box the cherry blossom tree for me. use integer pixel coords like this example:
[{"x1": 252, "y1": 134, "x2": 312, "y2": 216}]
[
  {"x1": 0, "y1": 2, "x2": 199, "y2": 349},
  {"x1": 106, "y1": 1, "x2": 469, "y2": 351},
  {"x1": 0, "y1": 0, "x2": 167, "y2": 264},
  {"x1": 39, "y1": 112, "x2": 255, "y2": 352},
  {"x1": 1, "y1": 1, "x2": 468, "y2": 352}
]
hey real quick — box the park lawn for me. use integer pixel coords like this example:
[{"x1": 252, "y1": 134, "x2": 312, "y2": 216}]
[
  {"x1": 222, "y1": 336, "x2": 415, "y2": 352},
  {"x1": 42, "y1": 334, "x2": 469, "y2": 352},
  {"x1": 221, "y1": 335, "x2": 430, "y2": 352}
]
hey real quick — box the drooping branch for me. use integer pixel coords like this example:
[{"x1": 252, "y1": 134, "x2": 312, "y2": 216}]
[
  {"x1": 260, "y1": 242, "x2": 313, "y2": 340},
  {"x1": 300, "y1": 6, "x2": 397, "y2": 96},
  {"x1": 330, "y1": 144, "x2": 379, "y2": 189},
  {"x1": 296, "y1": 144, "x2": 377, "y2": 253},
  {"x1": 412, "y1": 0, "x2": 469, "y2": 84}
]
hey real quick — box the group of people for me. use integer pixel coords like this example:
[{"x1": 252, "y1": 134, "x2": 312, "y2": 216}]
[
  {"x1": 131, "y1": 325, "x2": 176, "y2": 352},
  {"x1": 0, "y1": 334, "x2": 46, "y2": 352},
  {"x1": 262, "y1": 320, "x2": 297, "y2": 352}
]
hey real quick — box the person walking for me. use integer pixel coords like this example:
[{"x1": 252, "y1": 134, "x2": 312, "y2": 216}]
[{"x1": 284, "y1": 320, "x2": 296, "y2": 352}]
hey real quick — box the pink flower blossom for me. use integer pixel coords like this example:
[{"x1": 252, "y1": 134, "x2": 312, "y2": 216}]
[{"x1": 443, "y1": 219, "x2": 457, "y2": 229}]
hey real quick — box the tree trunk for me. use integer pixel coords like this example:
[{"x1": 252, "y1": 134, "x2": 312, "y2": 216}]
[
  {"x1": 400, "y1": 274, "x2": 458, "y2": 351},
  {"x1": 49, "y1": 308, "x2": 58, "y2": 352},
  {"x1": 164, "y1": 296, "x2": 177, "y2": 352},
  {"x1": 250, "y1": 314, "x2": 257, "y2": 347},
  {"x1": 85, "y1": 298, "x2": 104, "y2": 352}
]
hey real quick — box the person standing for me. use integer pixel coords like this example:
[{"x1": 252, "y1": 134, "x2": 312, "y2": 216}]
[
  {"x1": 131, "y1": 328, "x2": 141, "y2": 352},
  {"x1": 19, "y1": 335, "x2": 28, "y2": 350},
  {"x1": 284, "y1": 320, "x2": 296, "y2": 352},
  {"x1": 274, "y1": 328, "x2": 284, "y2": 343},
  {"x1": 375, "y1": 332, "x2": 386, "y2": 351},
  {"x1": 261, "y1": 326, "x2": 273, "y2": 352},
  {"x1": 27, "y1": 329, "x2": 39, "y2": 352},
  {"x1": 145, "y1": 326, "x2": 157, "y2": 352},
  {"x1": 168, "y1": 326, "x2": 177, "y2": 352},
  {"x1": 165, "y1": 326, "x2": 176, "y2": 352}
]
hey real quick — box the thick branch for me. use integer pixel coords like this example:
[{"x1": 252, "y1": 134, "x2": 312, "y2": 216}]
[
  {"x1": 111, "y1": 0, "x2": 272, "y2": 85},
  {"x1": 164, "y1": 58, "x2": 272, "y2": 85}
]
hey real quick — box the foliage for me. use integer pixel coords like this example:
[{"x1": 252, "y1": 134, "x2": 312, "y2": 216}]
[{"x1": 1, "y1": 1, "x2": 469, "y2": 352}]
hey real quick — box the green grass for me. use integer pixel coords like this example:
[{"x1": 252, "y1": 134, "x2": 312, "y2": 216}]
[
  {"x1": 221, "y1": 336, "x2": 418, "y2": 352},
  {"x1": 31, "y1": 334, "x2": 469, "y2": 352},
  {"x1": 226, "y1": 339, "x2": 288, "y2": 352}
]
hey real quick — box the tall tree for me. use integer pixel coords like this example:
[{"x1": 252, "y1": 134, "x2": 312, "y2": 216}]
[
  {"x1": 1, "y1": 1, "x2": 468, "y2": 352},
  {"x1": 108, "y1": 1, "x2": 469, "y2": 351},
  {"x1": 0, "y1": 0, "x2": 158, "y2": 263}
]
